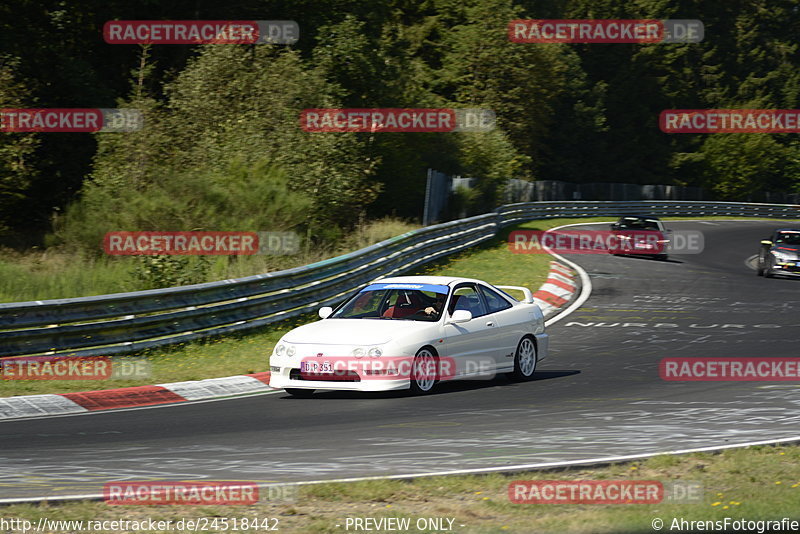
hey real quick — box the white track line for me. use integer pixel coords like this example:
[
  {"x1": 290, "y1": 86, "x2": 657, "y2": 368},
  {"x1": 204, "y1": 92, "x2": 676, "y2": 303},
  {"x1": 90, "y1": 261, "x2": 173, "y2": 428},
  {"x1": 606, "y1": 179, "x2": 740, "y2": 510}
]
[
  {"x1": 541, "y1": 222, "x2": 594, "y2": 327},
  {"x1": 744, "y1": 253, "x2": 759, "y2": 271},
  {"x1": 5, "y1": 434, "x2": 800, "y2": 504}
]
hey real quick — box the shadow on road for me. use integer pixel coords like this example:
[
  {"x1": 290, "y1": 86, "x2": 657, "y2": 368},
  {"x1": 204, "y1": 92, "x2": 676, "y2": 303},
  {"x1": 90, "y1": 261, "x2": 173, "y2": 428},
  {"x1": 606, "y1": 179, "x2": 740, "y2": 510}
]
[
  {"x1": 277, "y1": 370, "x2": 582, "y2": 400},
  {"x1": 610, "y1": 254, "x2": 684, "y2": 264}
]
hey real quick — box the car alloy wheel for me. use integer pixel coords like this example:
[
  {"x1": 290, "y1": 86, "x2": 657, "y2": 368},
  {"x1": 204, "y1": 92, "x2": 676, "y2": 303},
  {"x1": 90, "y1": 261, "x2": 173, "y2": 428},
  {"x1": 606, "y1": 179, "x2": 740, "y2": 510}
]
[
  {"x1": 509, "y1": 336, "x2": 537, "y2": 381},
  {"x1": 409, "y1": 348, "x2": 438, "y2": 394}
]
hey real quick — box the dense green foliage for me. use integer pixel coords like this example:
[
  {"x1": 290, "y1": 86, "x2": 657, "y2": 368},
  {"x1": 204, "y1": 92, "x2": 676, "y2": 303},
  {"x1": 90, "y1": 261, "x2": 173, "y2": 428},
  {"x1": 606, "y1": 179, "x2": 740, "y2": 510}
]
[{"x1": 1, "y1": 0, "x2": 799, "y2": 250}]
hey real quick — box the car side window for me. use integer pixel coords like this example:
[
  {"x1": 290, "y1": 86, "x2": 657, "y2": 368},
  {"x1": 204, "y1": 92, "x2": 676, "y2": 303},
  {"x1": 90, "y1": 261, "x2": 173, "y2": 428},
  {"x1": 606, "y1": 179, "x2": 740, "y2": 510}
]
[
  {"x1": 448, "y1": 285, "x2": 487, "y2": 318},
  {"x1": 479, "y1": 285, "x2": 512, "y2": 313}
]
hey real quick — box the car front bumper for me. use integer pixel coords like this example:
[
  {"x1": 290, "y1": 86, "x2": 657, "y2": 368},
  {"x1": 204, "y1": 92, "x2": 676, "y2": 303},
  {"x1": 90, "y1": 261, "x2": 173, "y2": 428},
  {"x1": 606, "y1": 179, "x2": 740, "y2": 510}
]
[
  {"x1": 268, "y1": 364, "x2": 410, "y2": 391},
  {"x1": 269, "y1": 349, "x2": 413, "y2": 391},
  {"x1": 771, "y1": 261, "x2": 800, "y2": 276}
]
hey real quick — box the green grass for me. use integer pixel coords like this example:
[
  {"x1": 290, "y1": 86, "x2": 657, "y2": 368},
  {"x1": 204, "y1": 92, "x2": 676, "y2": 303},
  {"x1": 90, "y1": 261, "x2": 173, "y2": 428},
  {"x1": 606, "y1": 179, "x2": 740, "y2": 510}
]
[
  {"x1": 0, "y1": 218, "x2": 419, "y2": 303},
  {"x1": 3, "y1": 445, "x2": 799, "y2": 533},
  {"x1": 0, "y1": 249, "x2": 135, "y2": 303},
  {"x1": 0, "y1": 329, "x2": 285, "y2": 397}
]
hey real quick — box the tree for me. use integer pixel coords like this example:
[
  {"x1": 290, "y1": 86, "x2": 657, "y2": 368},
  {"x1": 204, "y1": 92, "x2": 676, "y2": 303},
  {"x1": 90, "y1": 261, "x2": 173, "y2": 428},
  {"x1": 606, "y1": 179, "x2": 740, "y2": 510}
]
[
  {"x1": 0, "y1": 59, "x2": 40, "y2": 241},
  {"x1": 56, "y1": 44, "x2": 381, "y2": 251}
]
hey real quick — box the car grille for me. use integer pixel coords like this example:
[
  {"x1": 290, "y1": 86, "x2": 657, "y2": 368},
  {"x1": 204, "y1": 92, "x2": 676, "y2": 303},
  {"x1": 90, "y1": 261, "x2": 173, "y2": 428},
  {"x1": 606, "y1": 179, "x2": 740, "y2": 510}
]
[{"x1": 289, "y1": 369, "x2": 361, "y2": 382}]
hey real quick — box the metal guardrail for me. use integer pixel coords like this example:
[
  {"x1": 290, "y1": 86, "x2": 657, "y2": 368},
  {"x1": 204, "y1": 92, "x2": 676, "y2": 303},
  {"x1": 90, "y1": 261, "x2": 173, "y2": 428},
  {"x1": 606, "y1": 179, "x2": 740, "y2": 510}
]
[
  {"x1": 496, "y1": 200, "x2": 800, "y2": 227},
  {"x1": 1, "y1": 201, "x2": 797, "y2": 358}
]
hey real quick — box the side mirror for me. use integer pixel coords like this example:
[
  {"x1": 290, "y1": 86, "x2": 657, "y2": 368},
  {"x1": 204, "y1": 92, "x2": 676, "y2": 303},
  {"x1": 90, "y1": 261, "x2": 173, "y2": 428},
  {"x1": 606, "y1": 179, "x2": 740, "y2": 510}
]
[
  {"x1": 447, "y1": 309, "x2": 473, "y2": 324},
  {"x1": 318, "y1": 306, "x2": 333, "y2": 319},
  {"x1": 761, "y1": 240, "x2": 773, "y2": 246}
]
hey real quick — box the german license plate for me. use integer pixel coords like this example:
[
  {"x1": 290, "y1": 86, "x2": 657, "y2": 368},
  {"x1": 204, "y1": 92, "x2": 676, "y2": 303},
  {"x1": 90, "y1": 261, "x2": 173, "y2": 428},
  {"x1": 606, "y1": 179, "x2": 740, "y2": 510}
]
[{"x1": 300, "y1": 361, "x2": 333, "y2": 373}]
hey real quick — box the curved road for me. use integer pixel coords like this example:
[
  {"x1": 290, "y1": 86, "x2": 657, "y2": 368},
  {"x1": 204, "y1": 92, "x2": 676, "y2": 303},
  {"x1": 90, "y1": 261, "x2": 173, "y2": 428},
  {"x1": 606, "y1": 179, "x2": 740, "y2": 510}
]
[{"x1": 3, "y1": 221, "x2": 800, "y2": 500}]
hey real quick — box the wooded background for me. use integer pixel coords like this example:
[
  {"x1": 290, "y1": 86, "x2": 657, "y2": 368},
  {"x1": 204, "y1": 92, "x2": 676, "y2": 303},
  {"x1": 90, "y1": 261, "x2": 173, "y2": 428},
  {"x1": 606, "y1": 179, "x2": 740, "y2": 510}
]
[{"x1": 1, "y1": 0, "x2": 798, "y2": 251}]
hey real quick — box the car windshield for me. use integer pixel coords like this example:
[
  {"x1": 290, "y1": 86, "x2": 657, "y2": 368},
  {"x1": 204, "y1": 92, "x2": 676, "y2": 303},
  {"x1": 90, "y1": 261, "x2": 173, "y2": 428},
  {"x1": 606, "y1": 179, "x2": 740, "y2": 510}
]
[
  {"x1": 775, "y1": 232, "x2": 800, "y2": 245},
  {"x1": 617, "y1": 218, "x2": 660, "y2": 231},
  {"x1": 332, "y1": 283, "x2": 450, "y2": 321}
]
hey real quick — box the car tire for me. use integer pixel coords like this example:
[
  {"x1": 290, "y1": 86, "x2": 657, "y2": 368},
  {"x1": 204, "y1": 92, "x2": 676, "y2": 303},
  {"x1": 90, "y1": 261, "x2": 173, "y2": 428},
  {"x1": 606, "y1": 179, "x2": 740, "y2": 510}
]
[
  {"x1": 507, "y1": 336, "x2": 537, "y2": 381},
  {"x1": 285, "y1": 388, "x2": 315, "y2": 397},
  {"x1": 764, "y1": 257, "x2": 775, "y2": 278},
  {"x1": 409, "y1": 347, "x2": 438, "y2": 395},
  {"x1": 756, "y1": 262, "x2": 764, "y2": 276}
]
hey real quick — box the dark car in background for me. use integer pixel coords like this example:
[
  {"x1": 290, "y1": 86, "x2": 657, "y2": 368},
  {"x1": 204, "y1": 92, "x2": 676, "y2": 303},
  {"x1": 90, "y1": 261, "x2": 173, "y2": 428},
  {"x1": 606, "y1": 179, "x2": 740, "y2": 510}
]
[
  {"x1": 609, "y1": 215, "x2": 670, "y2": 260},
  {"x1": 757, "y1": 229, "x2": 800, "y2": 278}
]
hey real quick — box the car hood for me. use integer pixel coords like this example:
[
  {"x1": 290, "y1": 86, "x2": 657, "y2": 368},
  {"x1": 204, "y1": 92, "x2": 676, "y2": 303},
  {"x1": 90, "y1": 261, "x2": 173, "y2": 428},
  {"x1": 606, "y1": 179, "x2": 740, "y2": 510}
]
[{"x1": 282, "y1": 318, "x2": 434, "y2": 345}]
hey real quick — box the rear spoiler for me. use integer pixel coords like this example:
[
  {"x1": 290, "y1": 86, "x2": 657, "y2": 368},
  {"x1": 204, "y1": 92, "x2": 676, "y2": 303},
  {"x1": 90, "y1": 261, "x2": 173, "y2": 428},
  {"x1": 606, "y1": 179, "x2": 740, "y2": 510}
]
[{"x1": 496, "y1": 285, "x2": 534, "y2": 304}]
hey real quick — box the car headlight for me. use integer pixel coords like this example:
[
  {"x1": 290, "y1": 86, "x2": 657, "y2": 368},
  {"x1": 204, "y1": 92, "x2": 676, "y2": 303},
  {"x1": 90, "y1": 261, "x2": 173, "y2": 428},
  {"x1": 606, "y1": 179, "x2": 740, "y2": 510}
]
[
  {"x1": 772, "y1": 251, "x2": 794, "y2": 261},
  {"x1": 352, "y1": 346, "x2": 384, "y2": 357},
  {"x1": 286, "y1": 345, "x2": 296, "y2": 357},
  {"x1": 275, "y1": 344, "x2": 285, "y2": 356}
]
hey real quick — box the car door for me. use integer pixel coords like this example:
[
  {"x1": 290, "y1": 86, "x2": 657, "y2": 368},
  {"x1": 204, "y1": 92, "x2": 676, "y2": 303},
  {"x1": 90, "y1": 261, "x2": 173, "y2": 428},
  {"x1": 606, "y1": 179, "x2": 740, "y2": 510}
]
[
  {"x1": 442, "y1": 283, "x2": 499, "y2": 377},
  {"x1": 477, "y1": 284, "x2": 517, "y2": 371}
]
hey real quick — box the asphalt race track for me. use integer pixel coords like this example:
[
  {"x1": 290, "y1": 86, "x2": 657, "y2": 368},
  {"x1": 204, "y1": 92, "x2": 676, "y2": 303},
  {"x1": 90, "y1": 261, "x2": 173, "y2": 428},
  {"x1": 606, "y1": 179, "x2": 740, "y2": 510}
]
[{"x1": 3, "y1": 221, "x2": 800, "y2": 500}]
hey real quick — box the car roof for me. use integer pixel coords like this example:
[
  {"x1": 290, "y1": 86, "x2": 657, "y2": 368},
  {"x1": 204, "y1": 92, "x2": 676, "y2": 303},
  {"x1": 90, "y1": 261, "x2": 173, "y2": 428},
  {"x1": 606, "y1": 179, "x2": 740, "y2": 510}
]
[
  {"x1": 372, "y1": 275, "x2": 489, "y2": 287},
  {"x1": 775, "y1": 228, "x2": 800, "y2": 233}
]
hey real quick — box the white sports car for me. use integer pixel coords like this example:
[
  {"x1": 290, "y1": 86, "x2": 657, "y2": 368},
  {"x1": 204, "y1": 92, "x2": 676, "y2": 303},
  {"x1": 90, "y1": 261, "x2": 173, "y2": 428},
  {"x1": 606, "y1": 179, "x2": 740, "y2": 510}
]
[{"x1": 269, "y1": 275, "x2": 549, "y2": 396}]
